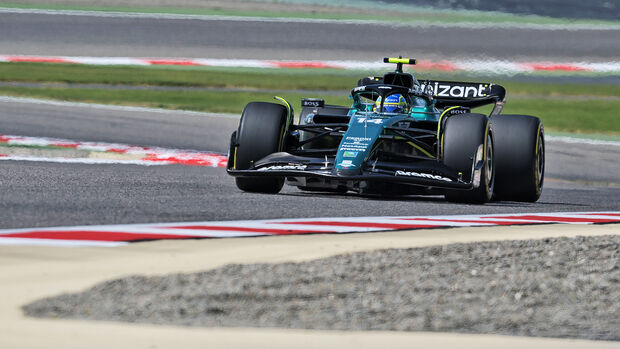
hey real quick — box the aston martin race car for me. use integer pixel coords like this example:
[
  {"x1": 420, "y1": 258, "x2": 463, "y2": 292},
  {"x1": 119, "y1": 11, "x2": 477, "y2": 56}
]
[{"x1": 227, "y1": 57, "x2": 544, "y2": 204}]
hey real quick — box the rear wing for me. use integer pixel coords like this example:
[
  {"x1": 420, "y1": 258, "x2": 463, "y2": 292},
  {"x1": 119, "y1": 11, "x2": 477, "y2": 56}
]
[{"x1": 421, "y1": 81, "x2": 506, "y2": 115}]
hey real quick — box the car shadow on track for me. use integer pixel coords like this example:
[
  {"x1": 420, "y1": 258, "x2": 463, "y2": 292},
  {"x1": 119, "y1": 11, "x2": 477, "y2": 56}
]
[{"x1": 279, "y1": 191, "x2": 589, "y2": 208}]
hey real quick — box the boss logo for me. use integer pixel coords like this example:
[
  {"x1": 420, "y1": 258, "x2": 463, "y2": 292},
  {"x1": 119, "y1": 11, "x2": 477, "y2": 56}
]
[
  {"x1": 301, "y1": 99, "x2": 325, "y2": 108},
  {"x1": 447, "y1": 107, "x2": 471, "y2": 115}
]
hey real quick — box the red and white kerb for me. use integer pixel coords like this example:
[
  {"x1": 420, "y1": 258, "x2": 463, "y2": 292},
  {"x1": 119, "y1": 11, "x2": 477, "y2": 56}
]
[{"x1": 0, "y1": 212, "x2": 617, "y2": 247}]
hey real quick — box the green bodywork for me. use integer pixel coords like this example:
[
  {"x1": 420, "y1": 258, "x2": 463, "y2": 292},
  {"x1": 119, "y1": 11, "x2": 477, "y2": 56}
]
[
  {"x1": 334, "y1": 113, "x2": 407, "y2": 171},
  {"x1": 333, "y1": 89, "x2": 438, "y2": 171}
]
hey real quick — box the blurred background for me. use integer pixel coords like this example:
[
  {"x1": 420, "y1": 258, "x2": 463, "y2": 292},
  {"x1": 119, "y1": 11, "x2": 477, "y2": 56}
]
[
  {"x1": 1, "y1": 0, "x2": 619, "y2": 135},
  {"x1": 1, "y1": 3, "x2": 619, "y2": 345}
]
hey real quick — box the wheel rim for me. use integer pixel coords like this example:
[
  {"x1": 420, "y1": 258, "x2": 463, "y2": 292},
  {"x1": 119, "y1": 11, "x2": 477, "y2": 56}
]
[
  {"x1": 485, "y1": 134, "x2": 494, "y2": 191},
  {"x1": 536, "y1": 132, "x2": 545, "y2": 189}
]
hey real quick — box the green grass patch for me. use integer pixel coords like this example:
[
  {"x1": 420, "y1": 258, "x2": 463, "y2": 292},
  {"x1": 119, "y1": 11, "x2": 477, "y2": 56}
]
[
  {"x1": 0, "y1": 86, "x2": 351, "y2": 114},
  {"x1": 3, "y1": 62, "x2": 620, "y2": 98},
  {"x1": 2, "y1": 86, "x2": 619, "y2": 135},
  {"x1": 502, "y1": 98, "x2": 620, "y2": 134},
  {"x1": 0, "y1": 63, "x2": 358, "y2": 91},
  {"x1": 0, "y1": 143, "x2": 69, "y2": 150},
  {"x1": 1, "y1": 62, "x2": 619, "y2": 135}
]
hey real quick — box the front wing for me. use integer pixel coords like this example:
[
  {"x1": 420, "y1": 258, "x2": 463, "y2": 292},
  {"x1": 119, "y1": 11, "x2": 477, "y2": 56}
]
[{"x1": 227, "y1": 151, "x2": 484, "y2": 191}]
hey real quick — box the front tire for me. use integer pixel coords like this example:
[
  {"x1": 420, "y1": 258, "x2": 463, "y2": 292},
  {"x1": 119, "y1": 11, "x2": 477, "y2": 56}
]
[
  {"x1": 442, "y1": 113, "x2": 495, "y2": 204},
  {"x1": 233, "y1": 102, "x2": 287, "y2": 193},
  {"x1": 491, "y1": 114, "x2": 544, "y2": 202}
]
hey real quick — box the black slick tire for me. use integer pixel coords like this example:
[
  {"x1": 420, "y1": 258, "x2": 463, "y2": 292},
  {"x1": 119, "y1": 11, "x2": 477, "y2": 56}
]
[
  {"x1": 491, "y1": 114, "x2": 544, "y2": 202},
  {"x1": 442, "y1": 113, "x2": 495, "y2": 204},
  {"x1": 233, "y1": 102, "x2": 287, "y2": 193}
]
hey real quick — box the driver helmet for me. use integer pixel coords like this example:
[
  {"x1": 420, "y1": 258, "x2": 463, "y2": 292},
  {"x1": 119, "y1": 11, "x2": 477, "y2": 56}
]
[{"x1": 376, "y1": 93, "x2": 407, "y2": 113}]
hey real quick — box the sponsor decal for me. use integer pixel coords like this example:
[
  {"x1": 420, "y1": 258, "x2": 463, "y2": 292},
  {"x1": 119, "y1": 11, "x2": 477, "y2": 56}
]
[
  {"x1": 447, "y1": 107, "x2": 471, "y2": 115},
  {"x1": 257, "y1": 164, "x2": 307, "y2": 171},
  {"x1": 420, "y1": 81, "x2": 489, "y2": 98},
  {"x1": 340, "y1": 136, "x2": 372, "y2": 152},
  {"x1": 301, "y1": 98, "x2": 325, "y2": 108},
  {"x1": 338, "y1": 160, "x2": 354, "y2": 168},
  {"x1": 343, "y1": 151, "x2": 358, "y2": 157},
  {"x1": 378, "y1": 86, "x2": 392, "y2": 90},
  {"x1": 345, "y1": 136, "x2": 372, "y2": 142},
  {"x1": 356, "y1": 118, "x2": 383, "y2": 124},
  {"x1": 395, "y1": 170, "x2": 452, "y2": 182},
  {"x1": 340, "y1": 145, "x2": 367, "y2": 152}
]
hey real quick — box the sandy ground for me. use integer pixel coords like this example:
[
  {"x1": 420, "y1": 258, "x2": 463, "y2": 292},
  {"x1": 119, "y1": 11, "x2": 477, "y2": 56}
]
[{"x1": 1, "y1": 223, "x2": 618, "y2": 349}]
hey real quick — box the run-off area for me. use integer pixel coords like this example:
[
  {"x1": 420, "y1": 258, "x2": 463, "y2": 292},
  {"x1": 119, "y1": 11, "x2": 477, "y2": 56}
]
[
  {"x1": 22, "y1": 234, "x2": 620, "y2": 341},
  {"x1": 0, "y1": 134, "x2": 227, "y2": 167}
]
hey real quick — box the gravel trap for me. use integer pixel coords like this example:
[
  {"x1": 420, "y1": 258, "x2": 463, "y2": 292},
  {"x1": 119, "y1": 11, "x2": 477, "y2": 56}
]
[{"x1": 23, "y1": 235, "x2": 619, "y2": 340}]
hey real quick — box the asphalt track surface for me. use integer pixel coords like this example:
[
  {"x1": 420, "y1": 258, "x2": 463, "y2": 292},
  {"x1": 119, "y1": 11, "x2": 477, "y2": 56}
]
[
  {"x1": 1, "y1": 12, "x2": 619, "y2": 62},
  {"x1": 382, "y1": 0, "x2": 620, "y2": 21},
  {"x1": 0, "y1": 98, "x2": 618, "y2": 230}
]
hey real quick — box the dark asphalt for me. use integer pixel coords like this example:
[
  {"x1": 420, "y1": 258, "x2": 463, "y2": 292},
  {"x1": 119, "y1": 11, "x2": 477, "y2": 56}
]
[
  {"x1": 1, "y1": 12, "x2": 619, "y2": 61},
  {"x1": 0, "y1": 99, "x2": 618, "y2": 229},
  {"x1": 0, "y1": 99, "x2": 234, "y2": 152},
  {"x1": 383, "y1": 0, "x2": 620, "y2": 21}
]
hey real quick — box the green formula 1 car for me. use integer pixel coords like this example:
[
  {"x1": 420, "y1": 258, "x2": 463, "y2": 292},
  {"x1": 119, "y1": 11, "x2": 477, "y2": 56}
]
[{"x1": 227, "y1": 57, "x2": 544, "y2": 204}]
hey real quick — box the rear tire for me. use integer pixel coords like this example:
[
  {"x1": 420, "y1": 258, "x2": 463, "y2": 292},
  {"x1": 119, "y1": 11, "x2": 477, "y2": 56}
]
[
  {"x1": 233, "y1": 102, "x2": 287, "y2": 193},
  {"x1": 491, "y1": 114, "x2": 544, "y2": 202},
  {"x1": 442, "y1": 113, "x2": 495, "y2": 204}
]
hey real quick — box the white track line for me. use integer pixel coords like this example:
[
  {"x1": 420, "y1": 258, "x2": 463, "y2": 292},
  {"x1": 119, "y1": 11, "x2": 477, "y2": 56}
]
[
  {"x1": 0, "y1": 155, "x2": 169, "y2": 166},
  {"x1": 546, "y1": 136, "x2": 620, "y2": 147},
  {"x1": 0, "y1": 237, "x2": 125, "y2": 247}
]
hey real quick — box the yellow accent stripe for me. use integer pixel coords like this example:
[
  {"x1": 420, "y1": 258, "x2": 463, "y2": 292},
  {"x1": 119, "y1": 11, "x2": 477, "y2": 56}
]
[
  {"x1": 440, "y1": 133, "x2": 444, "y2": 160},
  {"x1": 534, "y1": 123, "x2": 543, "y2": 187},
  {"x1": 274, "y1": 96, "x2": 292, "y2": 152},
  {"x1": 406, "y1": 141, "x2": 436, "y2": 159},
  {"x1": 386, "y1": 58, "x2": 415, "y2": 64},
  {"x1": 535, "y1": 123, "x2": 543, "y2": 155},
  {"x1": 233, "y1": 146, "x2": 238, "y2": 170},
  {"x1": 274, "y1": 96, "x2": 291, "y2": 123},
  {"x1": 437, "y1": 106, "x2": 461, "y2": 159},
  {"x1": 483, "y1": 122, "x2": 490, "y2": 161}
]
